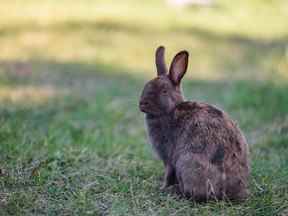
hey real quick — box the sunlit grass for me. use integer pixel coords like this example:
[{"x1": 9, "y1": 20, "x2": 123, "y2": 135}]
[
  {"x1": 0, "y1": 86, "x2": 62, "y2": 104},
  {"x1": 0, "y1": 0, "x2": 287, "y2": 80}
]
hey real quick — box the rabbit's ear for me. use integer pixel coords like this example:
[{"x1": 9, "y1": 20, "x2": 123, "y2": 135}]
[
  {"x1": 155, "y1": 46, "x2": 167, "y2": 76},
  {"x1": 169, "y1": 51, "x2": 189, "y2": 85}
]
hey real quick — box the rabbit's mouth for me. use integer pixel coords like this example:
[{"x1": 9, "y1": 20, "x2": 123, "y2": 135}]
[
  {"x1": 139, "y1": 104, "x2": 151, "y2": 113},
  {"x1": 139, "y1": 100, "x2": 164, "y2": 115},
  {"x1": 140, "y1": 106, "x2": 163, "y2": 117},
  {"x1": 139, "y1": 103, "x2": 156, "y2": 114}
]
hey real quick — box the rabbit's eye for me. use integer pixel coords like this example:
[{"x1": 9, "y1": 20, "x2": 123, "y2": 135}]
[{"x1": 162, "y1": 89, "x2": 168, "y2": 94}]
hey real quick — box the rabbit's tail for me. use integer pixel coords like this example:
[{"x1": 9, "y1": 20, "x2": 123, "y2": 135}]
[{"x1": 176, "y1": 154, "x2": 224, "y2": 201}]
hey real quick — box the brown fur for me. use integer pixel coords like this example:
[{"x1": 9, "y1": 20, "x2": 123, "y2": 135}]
[{"x1": 139, "y1": 46, "x2": 250, "y2": 202}]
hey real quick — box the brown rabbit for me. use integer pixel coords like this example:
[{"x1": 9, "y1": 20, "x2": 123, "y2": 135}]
[{"x1": 139, "y1": 46, "x2": 250, "y2": 202}]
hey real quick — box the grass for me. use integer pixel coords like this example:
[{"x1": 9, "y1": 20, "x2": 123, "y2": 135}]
[{"x1": 0, "y1": 0, "x2": 288, "y2": 215}]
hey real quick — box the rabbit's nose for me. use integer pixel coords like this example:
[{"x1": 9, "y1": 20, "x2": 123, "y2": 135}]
[
  {"x1": 140, "y1": 101, "x2": 149, "y2": 106},
  {"x1": 139, "y1": 101, "x2": 150, "y2": 112}
]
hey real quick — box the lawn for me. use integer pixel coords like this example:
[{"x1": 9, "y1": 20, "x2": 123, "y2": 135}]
[{"x1": 0, "y1": 0, "x2": 288, "y2": 215}]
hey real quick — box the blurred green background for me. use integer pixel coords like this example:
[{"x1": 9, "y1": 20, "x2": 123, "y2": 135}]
[{"x1": 0, "y1": 0, "x2": 288, "y2": 215}]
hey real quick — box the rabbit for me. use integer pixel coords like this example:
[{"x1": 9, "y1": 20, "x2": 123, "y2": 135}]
[{"x1": 139, "y1": 46, "x2": 250, "y2": 202}]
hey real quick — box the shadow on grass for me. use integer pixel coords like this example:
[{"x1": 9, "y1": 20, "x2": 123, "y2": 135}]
[
  {"x1": 0, "y1": 59, "x2": 288, "y2": 130},
  {"x1": 1, "y1": 58, "x2": 288, "y2": 112}
]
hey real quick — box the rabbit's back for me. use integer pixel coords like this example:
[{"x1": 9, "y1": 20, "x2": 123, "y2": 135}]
[
  {"x1": 172, "y1": 101, "x2": 249, "y2": 200},
  {"x1": 173, "y1": 101, "x2": 247, "y2": 159}
]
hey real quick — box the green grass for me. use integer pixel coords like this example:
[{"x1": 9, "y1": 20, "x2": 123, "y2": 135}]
[{"x1": 0, "y1": 0, "x2": 288, "y2": 215}]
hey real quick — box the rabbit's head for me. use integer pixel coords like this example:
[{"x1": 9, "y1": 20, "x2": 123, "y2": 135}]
[{"x1": 139, "y1": 46, "x2": 189, "y2": 116}]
